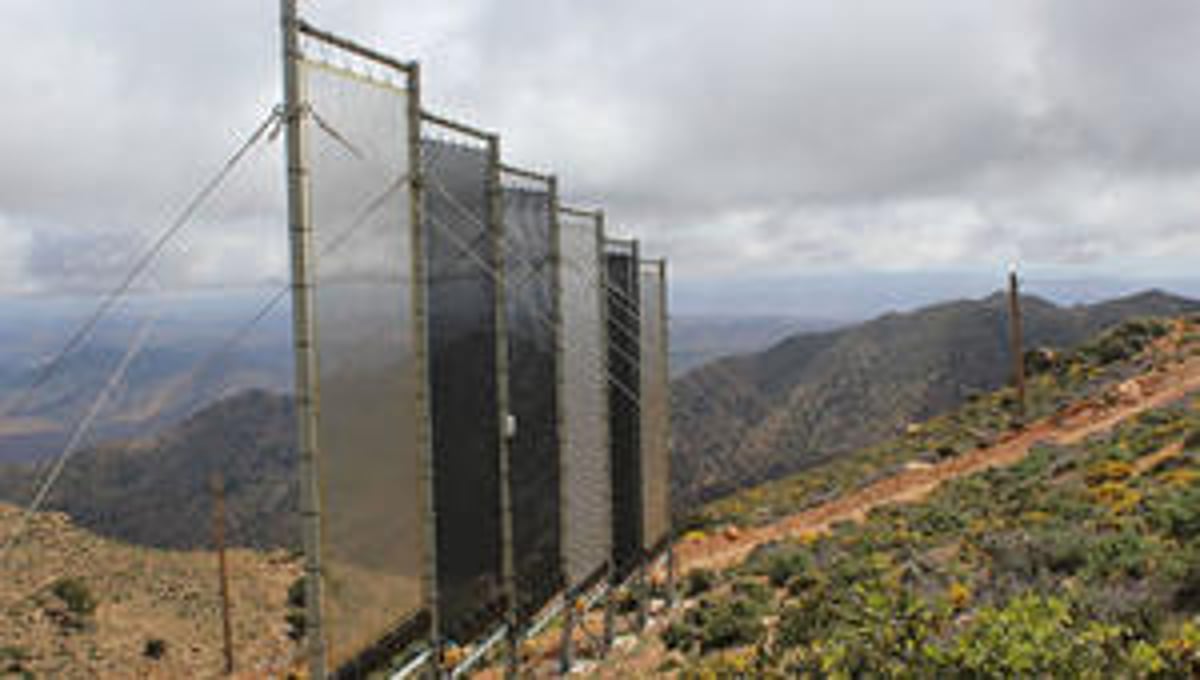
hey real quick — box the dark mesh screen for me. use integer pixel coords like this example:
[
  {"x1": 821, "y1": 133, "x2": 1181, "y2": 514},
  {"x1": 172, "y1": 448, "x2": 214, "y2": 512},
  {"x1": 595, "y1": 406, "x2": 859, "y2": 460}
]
[
  {"x1": 422, "y1": 138, "x2": 504, "y2": 643},
  {"x1": 605, "y1": 244, "x2": 642, "y2": 580},
  {"x1": 501, "y1": 185, "x2": 563, "y2": 621}
]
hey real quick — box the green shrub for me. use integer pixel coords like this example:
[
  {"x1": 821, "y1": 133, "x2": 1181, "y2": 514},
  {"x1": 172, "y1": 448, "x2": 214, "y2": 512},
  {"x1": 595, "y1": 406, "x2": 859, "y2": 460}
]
[
  {"x1": 982, "y1": 529, "x2": 1089, "y2": 581},
  {"x1": 1173, "y1": 562, "x2": 1200, "y2": 613},
  {"x1": 672, "y1": 596, "x2": 767, "y2": 654},
  {"x1": 731, "y1": 578, "x2": 773, "y2": 606},
  {"x1": 935, "y1": 595, "x2": 1125, "y2": 676},
  {"x1": 775, "y1": 600, "x2": 834, "y2": 649},
  {"x1": 51, "y1": 577, "x2": 96, "y2": 617},
  {"x1": 1078, "y1": 583, "x2": 1166, "y2": 638},
  {"x1": 1086, "y1": 531, "x2": 1152, "y2": 581},
  {"x1": 286, "y1": 610, "x2": 307, "y2": 641},
  {"x1": 1024, "y1": 348, "x2": 1060, "y2": 376},
  {"x1": 684, "y1": 568, "x2": 716, "y2": 598},
  {"x1": 0, "y1": 645, "x2": 31, "y2": 676},
  {"x1": 287, "y1": 576, "x2": 306, "y2": 609},
  {"x1": 661, "y1": 619, "x2": 694, "y2": 652},
  {"x1": 695, "y1": 598, "x2": 765, "y2": 653},
  {"x1": 908, "y1": 503, "x2": 967, "y2": 537},
  {"x1": 753, "y1": 546, "x2": 813, "y2": 589},
  {"x1": 1150, "y1": 486, "x2": 1200, "y2": 542},
  {"x1": 143, "y1": 638, "x2": 168, "y2": 660}
]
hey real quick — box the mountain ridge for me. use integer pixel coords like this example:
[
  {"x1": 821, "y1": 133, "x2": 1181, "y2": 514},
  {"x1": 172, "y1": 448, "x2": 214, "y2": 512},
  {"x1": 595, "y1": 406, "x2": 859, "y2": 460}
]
[{"x1": 670, "y1": 288, "x2": 1200, "y2": 509}]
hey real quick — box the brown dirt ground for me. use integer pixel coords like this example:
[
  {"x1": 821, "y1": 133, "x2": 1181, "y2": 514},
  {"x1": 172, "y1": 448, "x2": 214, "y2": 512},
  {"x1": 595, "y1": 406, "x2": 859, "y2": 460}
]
[{"x1": 0, "y1": 503, "x2": 303, "y2": 679}]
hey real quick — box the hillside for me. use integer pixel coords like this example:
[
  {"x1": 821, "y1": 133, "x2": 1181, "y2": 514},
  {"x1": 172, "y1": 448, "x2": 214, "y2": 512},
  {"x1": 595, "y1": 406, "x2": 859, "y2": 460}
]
[
  {"x1": 593, "y1": 314, "x2": 1200, "y2": 677},
  {"x1": 0, "y1": 389, "x2": 297, "y2": 551},
  {"x1": 0, "y1": 501, "x2": 301, "y2": 679},
  {"x1": 671, "y1": 289, "x2": 1200, "y2": 510}
]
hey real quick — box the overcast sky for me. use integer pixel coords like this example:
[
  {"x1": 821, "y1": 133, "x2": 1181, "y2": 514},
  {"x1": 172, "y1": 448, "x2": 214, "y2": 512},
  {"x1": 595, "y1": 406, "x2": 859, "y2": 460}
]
[{"x1": 2, "y1": 0, "x2": 1200, "y2": 314}]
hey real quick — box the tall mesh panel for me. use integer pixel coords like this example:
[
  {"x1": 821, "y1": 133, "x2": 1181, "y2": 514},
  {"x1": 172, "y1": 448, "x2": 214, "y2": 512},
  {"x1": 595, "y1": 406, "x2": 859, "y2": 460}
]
[
  {"x1": 421, "y1": 136, "x2": 505, "y2": 643},
  {"x1": 500, "y1": 177, "x2": 563, "y2": 620},
  {"x1": 301, "y1": 60, "x2": 428, "y2": 668},
  {"x1": 605, "y1": 240, "x2": 642, "y2": 580},
  {"x1": 559, "y1": 212, "x2": 612, "y2": 589},
  {"x1": 639, "y1": 260, "x2": 671, "y2": 552}
]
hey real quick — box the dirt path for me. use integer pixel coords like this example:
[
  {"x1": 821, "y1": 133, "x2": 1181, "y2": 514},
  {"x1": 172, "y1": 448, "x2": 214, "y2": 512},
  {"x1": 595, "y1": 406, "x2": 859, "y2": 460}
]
[{"x1": 676, "y1": 355, "x2": 1200, "y2": 574}]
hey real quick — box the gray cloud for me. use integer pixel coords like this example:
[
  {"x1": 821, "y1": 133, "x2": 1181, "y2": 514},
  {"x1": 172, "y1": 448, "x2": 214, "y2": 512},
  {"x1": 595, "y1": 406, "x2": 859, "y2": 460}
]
[{"x1": 2, "y1": 0, "x2": 1200, "y2": 298}]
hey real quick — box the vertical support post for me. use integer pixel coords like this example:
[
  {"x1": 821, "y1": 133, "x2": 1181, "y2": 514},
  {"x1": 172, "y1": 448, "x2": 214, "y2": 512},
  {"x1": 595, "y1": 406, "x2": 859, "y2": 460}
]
[
  {"x1": 660, "y1": 260, "x2": 676, "y2": 611},
  {"x1": 211, "y1": 473, "x2": 235, "y2": 676},
  {"x1": 1008, "y1": 265, "x2": 1026, "y2": 425},
  {"x1": 407, "y1": 65, "x2": 444, "y2": 679},
  {"x1": 489, "y1": 136, "x2": 521, "y2": 680},
  {"x1": 635, "y1": 562, "x2": 648, "y2": 632},
  {"x1": 666, "y1": 543, "x2": 676, "y2": 610},
  {"x1": 596, "y1": 213, "x2": 616, "y2": 660},
  {"x1": 559, "y1": 591, "x2": 576, "y2": 674},
  {"x1": 280, "y1": 2, "x2": 326, "y2": 677},
  {"x1": 550, "y1": 179, "x2": 575, "y2": 677},
  {"x1": 602, "y1": 571, "x2": 616, "y2": 655}
]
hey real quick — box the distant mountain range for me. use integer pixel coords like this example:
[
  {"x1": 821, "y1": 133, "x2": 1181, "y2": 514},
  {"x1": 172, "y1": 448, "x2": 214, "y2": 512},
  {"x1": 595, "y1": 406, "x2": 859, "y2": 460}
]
[
  {"x1": 0, "y1": 389, "x2": 297, "y2": 550},
  {"x1": 670, "y1": 315, "x2": 844, "y2": 375},
  {"x1": 0, "y1": 290, "x2": 293, "y2": 464},
  {"x1": 670, "y1": 289, "x2": 1200, "y2": 510},
  {"x1": 0, "y1": 288, "x2": 1196, "y2": 549}
]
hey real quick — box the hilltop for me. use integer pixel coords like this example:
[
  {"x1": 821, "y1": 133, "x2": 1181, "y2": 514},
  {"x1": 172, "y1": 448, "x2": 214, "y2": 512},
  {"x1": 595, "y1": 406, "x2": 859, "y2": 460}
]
[{"x1": 671, "y1": 289, "x2": 1200, "y2": 510}]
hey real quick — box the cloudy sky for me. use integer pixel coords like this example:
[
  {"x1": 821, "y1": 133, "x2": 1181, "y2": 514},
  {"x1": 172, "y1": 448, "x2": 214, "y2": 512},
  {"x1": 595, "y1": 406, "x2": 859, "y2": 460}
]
[{"x1": 2, "y1": 0, "x2": 1200, "y2": 315}]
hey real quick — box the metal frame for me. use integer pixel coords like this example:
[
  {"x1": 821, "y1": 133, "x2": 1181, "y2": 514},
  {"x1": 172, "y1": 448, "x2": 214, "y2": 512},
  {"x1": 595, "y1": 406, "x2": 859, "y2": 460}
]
[
  {"x1": 285, "y1": 7, "x2": 677, "y2": 677},
  {"x1": 659, "y1": 258, "x2": 676, "y2": 609},
  {"x1": 604, "y1": 235, "x2": 642, "y2": 582},
  {"x1": 281, "y1": 3, "x2": 326, "y2": 677},
  {"x1": 406, "y1": 63, "x2": 442, "y2": 680},
  {"x1": 420, "y1": 110, "x2": 512, "y2": 678},
  {"x1": 600, "y1": 234, "x2": 646, "y2": 648},
  {"x1": 640, "y1": 258, "x2": 675, "y2": 609},
  {"x1": 495, "y1": 161, "x2": 563, "y2": 679},
  {"x1": 553, "y1": 205, "x2": 617, "y2": 672},
  {"x1": 643, "y1": 255, "x2": 672, "y2": 568},
  {"x1": 286, "y1": 7, "x2": 437, "y2": 677},
  {"x1": 297, "y1": 19, "x2": 417, "y2": 75}
]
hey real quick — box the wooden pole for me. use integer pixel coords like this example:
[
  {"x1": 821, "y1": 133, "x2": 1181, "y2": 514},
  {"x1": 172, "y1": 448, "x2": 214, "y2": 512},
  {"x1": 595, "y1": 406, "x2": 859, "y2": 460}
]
[
  {"x1": 1008, "y1": 266, "x2": 1026, "y2": 424},
  {"x1": 211, "y1": 472, "x2": 235, "y2": 675},
  {"x1": 559, "y1": 592, "x2": 576, "y2": 674},
  {"x1": 602, "y1": 580, "x2": 615, "y2": 655}
]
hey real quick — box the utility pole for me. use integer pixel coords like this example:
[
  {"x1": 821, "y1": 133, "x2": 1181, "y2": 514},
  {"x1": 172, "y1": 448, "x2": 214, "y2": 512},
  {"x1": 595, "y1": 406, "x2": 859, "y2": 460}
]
[
  {"x1": 1008, "y1": 265, "x2": 1026, "y2": 425},
  {"x1": 281, "y1": 0, "x2": 326, "y2": 677},
  {"x1": 211, "y1": 472, "x2": 235, "y2": 675}
]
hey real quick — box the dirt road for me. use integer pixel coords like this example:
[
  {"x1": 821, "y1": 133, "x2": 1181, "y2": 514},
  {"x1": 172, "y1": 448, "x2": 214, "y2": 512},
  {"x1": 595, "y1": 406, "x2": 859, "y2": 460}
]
[{"x1": 677, "y1": 355, "x2": 1200, "y2": 573}]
